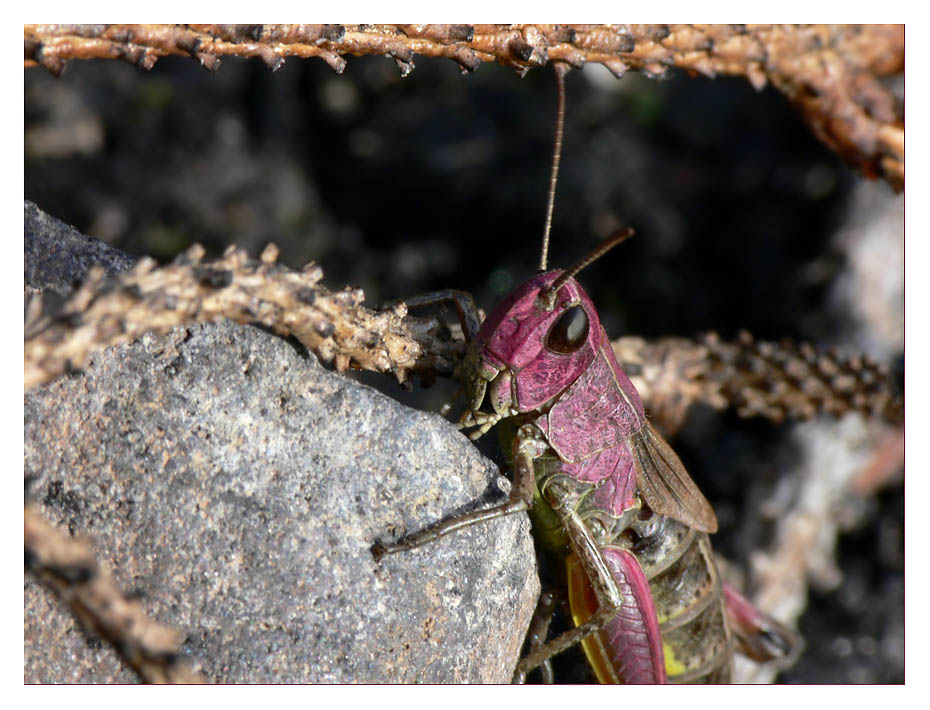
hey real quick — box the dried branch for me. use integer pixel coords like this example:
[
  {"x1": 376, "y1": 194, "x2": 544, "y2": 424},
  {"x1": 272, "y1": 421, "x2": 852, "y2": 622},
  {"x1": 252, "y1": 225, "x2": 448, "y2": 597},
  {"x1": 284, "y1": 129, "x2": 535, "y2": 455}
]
[
  {"x1": 612, "y1": 331, "x2": 903, "y2": 435},
  {"x1": 27, "y1": 236, "x2": 901, "y2": 434},
  {"x1": 23, "y1": 24, "x2": 903, "y2": 190},
  {"x1": 25, "y1": 243, "x2": 463, "y2": 391},
  {"x1": 24, "y1": 505, "x2": 203, "y2": 683}
]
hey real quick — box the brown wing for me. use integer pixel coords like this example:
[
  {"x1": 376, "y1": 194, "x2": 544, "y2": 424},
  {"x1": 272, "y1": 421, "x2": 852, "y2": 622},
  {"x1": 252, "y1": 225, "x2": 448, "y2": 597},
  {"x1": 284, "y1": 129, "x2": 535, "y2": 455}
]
[{"x1": 628, "y1": 420, "x2": 718, "y2": 533}]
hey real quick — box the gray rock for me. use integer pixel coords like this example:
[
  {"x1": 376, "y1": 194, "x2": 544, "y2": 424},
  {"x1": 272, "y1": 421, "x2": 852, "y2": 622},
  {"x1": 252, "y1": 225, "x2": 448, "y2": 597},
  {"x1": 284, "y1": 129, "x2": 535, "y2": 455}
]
[
  {"x1": 25, "y1": 200, "x2": 136, "y2": 296},
  {"x1": 24, "y1": 204, "x2": 539, "y2": 683}
]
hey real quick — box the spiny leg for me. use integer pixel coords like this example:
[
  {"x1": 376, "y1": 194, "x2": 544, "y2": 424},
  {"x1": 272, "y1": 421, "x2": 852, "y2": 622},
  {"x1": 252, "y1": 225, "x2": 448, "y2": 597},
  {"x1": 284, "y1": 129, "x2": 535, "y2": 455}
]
[
  {"x1": 513, "y1": 589, "x2": 558, "y2": 684},
  {"x1": 371, "y1": 428, "x2": 546, "y2": 561},
  {"x1": 514, "y1": 596, "x2": 623, "y2": 681},
  {"x1": 511, "y1": 506, "x2": 622, "y2": 678},
  {"x1": 397, "y1": 289, "x2": 483, "y2": 343},
  {"x1": 512, "y1": 498, "x2": 666, "y2": 683}
]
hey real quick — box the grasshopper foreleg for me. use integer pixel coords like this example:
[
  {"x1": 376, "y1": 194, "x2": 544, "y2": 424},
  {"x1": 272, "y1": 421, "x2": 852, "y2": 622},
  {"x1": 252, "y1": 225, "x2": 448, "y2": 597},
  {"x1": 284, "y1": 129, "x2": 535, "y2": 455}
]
[{"x1": 372, "y1": 427, "x2": 546, "y2": 561}]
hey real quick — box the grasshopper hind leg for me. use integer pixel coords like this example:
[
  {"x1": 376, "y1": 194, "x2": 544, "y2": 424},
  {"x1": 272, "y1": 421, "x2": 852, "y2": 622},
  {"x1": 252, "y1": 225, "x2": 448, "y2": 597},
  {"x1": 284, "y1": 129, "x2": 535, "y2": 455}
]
[{"x1": 723, "y1": 583, "x2": 803, "y2": 667}]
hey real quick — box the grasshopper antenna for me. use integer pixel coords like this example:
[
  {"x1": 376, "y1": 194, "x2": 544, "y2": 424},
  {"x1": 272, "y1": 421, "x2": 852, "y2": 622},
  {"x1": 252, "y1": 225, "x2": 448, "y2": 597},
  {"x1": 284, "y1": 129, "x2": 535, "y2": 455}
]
[
  {"x1": 538, "y1": 227, "x2": 635, "y2": 310},
  {"x1": 539, "y1": 63, "x2": 569, "y2": 273}
]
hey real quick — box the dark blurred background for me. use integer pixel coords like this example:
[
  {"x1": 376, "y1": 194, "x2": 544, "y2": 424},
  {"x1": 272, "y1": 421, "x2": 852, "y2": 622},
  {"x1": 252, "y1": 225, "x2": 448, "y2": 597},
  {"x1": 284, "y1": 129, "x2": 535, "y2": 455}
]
[{"x1": 24, "y1": 53, "x2": 903, "y2": 683}]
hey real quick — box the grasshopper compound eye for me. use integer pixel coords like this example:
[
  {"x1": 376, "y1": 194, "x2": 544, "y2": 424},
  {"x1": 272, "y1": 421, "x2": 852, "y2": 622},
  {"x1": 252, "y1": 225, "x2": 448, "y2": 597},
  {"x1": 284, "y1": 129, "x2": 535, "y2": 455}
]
[{"x1": 545, "y1": 305, "x2": 589, "y2": 354}]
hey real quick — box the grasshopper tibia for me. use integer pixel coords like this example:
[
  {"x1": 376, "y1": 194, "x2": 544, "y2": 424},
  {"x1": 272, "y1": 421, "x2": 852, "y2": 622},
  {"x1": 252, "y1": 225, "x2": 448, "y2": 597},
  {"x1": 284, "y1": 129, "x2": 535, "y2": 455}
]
[
  {"x1": 395, "y1": 289, "x2": 483, "y2": 343},
  {"x1": 371, "y1": 498, "x2": 529, "y2": 561},
  {"x1": 372, "y1": 427, "x2": 544, "y2": 561},
  {"x1": 513, "y1": 589, "x2": 558, "y2": 684}
]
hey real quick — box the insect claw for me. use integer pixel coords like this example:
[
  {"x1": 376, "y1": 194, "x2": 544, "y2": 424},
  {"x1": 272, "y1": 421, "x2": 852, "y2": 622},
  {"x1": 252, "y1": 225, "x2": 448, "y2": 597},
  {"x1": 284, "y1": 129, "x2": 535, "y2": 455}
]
[
  {"x1": 471, "y1": 418, "x2": 501, "y2": 440},
  {"x1": 457, "y1": 409, "x2": 503, "y2": 440}
]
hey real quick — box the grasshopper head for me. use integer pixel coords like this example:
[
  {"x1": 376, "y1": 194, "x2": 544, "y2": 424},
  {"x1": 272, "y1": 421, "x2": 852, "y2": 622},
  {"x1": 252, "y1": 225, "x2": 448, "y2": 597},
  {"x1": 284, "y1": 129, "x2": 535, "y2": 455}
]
[{"x1": 460, "y1": 271, "x2": 603, "y2": 424}]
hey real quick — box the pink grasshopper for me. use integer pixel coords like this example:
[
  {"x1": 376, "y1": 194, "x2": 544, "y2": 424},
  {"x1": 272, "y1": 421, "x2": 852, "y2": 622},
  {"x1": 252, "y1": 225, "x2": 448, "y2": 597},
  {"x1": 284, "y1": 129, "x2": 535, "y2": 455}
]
[{"x1": 373, "y1": 66, "x2": 798, "y2": 683}]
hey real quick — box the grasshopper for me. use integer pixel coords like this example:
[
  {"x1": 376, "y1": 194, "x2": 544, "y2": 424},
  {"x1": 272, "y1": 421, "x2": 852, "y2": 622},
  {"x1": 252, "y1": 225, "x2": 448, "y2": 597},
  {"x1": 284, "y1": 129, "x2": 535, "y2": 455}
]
[{"x1": 373, "y1": 65, "x2": 798, "y2": 683}]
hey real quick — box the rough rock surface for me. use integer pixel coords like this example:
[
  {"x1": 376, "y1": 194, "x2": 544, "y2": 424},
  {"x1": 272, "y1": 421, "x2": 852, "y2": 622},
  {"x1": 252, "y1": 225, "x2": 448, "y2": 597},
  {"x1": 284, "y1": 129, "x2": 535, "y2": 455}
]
[
  {"x1": 24, "y1": 204, "x2": 539, "y2": 683},
  {"x1": 25, "y1": 200, "x2": 136, "y2": 296}
]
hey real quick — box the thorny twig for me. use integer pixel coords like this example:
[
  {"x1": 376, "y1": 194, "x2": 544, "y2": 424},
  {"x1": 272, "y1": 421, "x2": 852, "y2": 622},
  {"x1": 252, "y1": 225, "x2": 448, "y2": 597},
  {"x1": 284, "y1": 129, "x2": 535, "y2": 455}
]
[
  {"x1": 24, "y1": 505, "x2": 204, "y2": 683},
  {"x1": 24, "y1": 243, "x2": 463, "y2": 391},
  {"x1": 23, "y1": 24, "x2": 904, "y2": 190},
  {"x1": 612, "y1": 332, "x2": 903, "y2": 436},
  {"x1": 26, "y1": 239, "x2": 902, "y2": 433}
]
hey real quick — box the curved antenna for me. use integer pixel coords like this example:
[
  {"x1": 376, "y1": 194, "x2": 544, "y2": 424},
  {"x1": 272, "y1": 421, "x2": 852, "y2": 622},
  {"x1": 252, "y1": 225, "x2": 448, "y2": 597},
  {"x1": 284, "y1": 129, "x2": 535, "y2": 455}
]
[
  {"x1": 539, "y1": 63, "x2": 569, "y2": 273},
  {"x1": 538, "y1": 227, "x2": 635, "y2": 310}
]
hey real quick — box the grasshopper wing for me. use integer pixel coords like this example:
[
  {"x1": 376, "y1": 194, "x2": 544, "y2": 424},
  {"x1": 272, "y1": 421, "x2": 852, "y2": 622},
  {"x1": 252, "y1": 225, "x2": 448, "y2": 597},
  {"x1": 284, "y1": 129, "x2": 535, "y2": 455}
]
[{"x1": 629, "y1": 420, "x2": 718, "y2": 533}]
